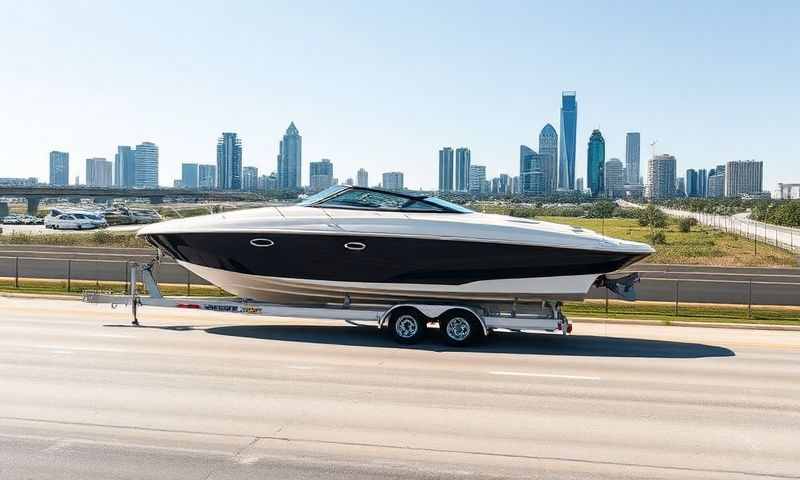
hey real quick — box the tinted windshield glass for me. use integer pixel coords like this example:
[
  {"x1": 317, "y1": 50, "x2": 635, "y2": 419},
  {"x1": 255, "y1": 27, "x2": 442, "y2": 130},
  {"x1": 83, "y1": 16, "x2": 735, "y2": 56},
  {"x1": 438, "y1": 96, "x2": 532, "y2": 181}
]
[
  {"x1": 320, "y1": 189, "x2": 417, "y2": 210},
  {"x1": 424, "y1": 196, "x2": 473, "y2": 213},
  {"x1": 298, "y1": 185, "x2": 348, "y2": 206}
]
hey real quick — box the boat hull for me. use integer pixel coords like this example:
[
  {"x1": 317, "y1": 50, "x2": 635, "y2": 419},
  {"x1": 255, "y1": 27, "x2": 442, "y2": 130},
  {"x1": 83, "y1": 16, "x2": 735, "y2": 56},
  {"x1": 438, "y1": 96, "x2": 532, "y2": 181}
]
[
  {"x1": 145, "y1": 231, "x2": 648, "y2": 304},
  {"x1": 179, "y1": 261, "x2": 601, "y2": 304}
]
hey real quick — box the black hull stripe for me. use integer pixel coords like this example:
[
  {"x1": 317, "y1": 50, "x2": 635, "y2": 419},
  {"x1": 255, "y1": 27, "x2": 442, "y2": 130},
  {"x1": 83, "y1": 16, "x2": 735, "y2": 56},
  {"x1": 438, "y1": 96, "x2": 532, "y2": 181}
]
[{"x1": 146, "y1": 232, "x2": 648, "y2": 286}]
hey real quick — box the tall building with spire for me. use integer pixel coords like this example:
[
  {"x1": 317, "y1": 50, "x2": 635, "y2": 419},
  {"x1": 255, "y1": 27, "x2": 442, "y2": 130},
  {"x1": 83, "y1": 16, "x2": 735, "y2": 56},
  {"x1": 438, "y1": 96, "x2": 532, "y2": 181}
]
[
  {"x1": 216, "y1": 132, "x2": 242, "y2": 190},
  {"x1": 277, "y1": 122, "x2": 302, "y2": 190},
  {"x1": 558, "y1": 91, "x2": 577, "y2": 190},
  {"x1": 586, "y1": 129, "x2": 605, "y2": 197},
  {"x1": 538, "y1": 124, "x2": 558, "y2": 194},
  {"x1": 438, "y1": 147, "x2": 454, "y2": 192},
  {"x1": 625, "y1": 132, "x2": 641, "y2": 185}
]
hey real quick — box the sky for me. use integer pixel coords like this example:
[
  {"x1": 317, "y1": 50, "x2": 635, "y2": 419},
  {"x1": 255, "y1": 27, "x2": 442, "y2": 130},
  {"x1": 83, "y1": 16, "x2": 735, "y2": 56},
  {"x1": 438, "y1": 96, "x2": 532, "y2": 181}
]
[{"x1": 1, "y1": 0, "x2": 798, "y2": 191}]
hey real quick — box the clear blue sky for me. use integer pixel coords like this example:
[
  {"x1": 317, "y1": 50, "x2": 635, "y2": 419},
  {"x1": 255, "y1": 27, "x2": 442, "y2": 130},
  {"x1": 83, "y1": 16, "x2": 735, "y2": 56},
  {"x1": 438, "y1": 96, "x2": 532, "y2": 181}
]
[{"x1": 1, "y1": 1, "x2": 798, "y2": 190}]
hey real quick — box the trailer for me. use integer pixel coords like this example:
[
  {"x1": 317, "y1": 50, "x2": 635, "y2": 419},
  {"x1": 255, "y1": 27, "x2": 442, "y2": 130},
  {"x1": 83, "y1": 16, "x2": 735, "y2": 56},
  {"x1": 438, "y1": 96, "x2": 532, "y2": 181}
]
[{"x1": 81, "y1": 260, "x2": 582, "y2": 346}]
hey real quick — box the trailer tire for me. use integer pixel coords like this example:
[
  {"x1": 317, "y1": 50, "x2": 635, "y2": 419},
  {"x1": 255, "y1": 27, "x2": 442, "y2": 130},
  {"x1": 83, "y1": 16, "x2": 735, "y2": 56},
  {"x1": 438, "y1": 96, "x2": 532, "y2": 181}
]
[
  {"x1": 388, "y1": 308, "x2": 427, "y2": 345},
  {"x1": 439, "y1": 309, "x2": 482, "y2": 347}
]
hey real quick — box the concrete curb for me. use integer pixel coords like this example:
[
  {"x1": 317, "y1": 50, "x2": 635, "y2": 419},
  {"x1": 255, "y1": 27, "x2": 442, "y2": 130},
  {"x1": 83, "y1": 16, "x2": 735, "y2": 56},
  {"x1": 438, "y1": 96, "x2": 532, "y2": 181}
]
[{"x1": 572, "y1": 316, "x2": 800, "y2": 331}]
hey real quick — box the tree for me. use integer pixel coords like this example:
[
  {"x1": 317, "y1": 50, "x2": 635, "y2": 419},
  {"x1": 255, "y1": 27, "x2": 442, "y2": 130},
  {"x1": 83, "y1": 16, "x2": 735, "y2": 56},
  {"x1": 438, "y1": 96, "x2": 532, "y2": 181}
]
[
  {"x1": 589, "y1": 200, "x2": 615, "y2": 235},
  {"x1": 638, "y1": 204, "x2": 668, "y2": 245}
]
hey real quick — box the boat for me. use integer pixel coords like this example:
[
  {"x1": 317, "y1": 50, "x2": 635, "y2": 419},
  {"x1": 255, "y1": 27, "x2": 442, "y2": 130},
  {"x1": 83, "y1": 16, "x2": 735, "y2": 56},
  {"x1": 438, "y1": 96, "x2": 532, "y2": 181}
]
[{"x1": 137, "y1": 185, "x2": 654, "y2": 305}]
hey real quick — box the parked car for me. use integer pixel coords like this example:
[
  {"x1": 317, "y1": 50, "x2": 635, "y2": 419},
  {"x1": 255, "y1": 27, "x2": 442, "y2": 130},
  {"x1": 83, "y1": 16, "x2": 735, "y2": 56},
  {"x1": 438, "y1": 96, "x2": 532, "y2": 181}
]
[
  {"x1": 50, "y1": 213, "x2": 101, "y2": 230},
  {"x1": 2, "y1": 216, "x2": 21, "y2": 225},
  {"x1": 44, "y1": 209, "x2": 66, "y2": 228}
]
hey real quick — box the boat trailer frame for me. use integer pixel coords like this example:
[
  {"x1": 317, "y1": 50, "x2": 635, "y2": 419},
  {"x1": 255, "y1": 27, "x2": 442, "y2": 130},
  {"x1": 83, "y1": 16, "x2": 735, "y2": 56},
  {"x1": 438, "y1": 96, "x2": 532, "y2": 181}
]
[{"x1": 82, "y1": 259, "x2": 576, "y2": 341}]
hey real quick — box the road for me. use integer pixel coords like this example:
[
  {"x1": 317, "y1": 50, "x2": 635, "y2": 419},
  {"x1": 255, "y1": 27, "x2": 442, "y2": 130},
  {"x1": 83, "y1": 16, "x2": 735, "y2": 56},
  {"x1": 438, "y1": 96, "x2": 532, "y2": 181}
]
[
  {"x1": 660, "y1": 207, "x2": 800, "y2": 253},
  {"x1": 1, "y1": 297, "x2": 799, "y2": 479},
  {"x1": 2, "y1": 245, "x2": 799, "y2": 305}
]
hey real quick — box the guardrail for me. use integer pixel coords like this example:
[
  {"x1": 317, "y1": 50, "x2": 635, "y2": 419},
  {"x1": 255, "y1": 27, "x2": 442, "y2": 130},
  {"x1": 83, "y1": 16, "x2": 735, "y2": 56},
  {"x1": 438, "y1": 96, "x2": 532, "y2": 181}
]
[{"x1": 1, "y1": 256, "x2": 799, "y2": 317}]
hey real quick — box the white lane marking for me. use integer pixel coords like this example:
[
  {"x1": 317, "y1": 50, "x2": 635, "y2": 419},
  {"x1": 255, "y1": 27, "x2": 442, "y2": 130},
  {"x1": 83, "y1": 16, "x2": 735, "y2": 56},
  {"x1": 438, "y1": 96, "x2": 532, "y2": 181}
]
[
  {"x1": 489, "y1": 371, "x2": 601, "y2": 381},
  {"x1": 286, "y1": 365, "x2": 316, "y2": 370}
]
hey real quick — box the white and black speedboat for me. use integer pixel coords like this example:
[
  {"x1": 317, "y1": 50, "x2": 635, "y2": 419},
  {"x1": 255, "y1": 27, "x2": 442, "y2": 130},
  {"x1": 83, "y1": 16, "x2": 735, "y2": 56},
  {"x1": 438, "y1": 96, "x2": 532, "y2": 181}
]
[{"x1": 137, "y1": 186, "x2": 653, "y2": 305}]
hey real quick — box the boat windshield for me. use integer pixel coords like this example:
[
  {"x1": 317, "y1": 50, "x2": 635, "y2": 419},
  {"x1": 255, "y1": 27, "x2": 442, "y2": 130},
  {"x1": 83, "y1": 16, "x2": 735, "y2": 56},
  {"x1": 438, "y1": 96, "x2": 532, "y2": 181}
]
[
  {"x1": 301, "y1": 186, "x2": 472, "y2": 213},
  {"x1": 423, "y1": 196, "x2": 474, "y2": 213},
  {"x1": 297, "y1": 185, "x2": 348, "y2": 206}
]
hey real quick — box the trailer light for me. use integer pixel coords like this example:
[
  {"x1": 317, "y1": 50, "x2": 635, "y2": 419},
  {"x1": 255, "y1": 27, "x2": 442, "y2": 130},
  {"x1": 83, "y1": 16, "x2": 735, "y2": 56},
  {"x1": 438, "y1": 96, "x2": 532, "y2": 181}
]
[{"x1": 177, "y1": 303, "x2": 201, "y2": 309}]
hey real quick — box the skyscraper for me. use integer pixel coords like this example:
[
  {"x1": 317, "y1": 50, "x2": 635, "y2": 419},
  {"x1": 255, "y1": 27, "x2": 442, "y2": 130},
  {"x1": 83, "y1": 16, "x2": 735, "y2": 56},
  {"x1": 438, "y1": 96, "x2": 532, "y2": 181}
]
[
  {"x1": 455, "y1": 147, "x2": 471, "y2": 192},
  {"x1": 625, "y1": 132, "x2": 641, "y2": 185},
  {"x1": 676, "y1": 177, "x2": 686, "y2": 197},
  {"x1": 114, "y1": 146, "x2": 136, "y2": 188},
  {"x1": 646, "y1": 154, "x2": 677, "y2": 199},
  {"x1": 278, "y1": 122, "x2": 302, "y2": 190},
  {"x1": 438, "y1": 147, "x2": 454, "y2": 192},
  {"x1": 198, "y1": 164, "x2": 217, "y2": 189},
  {"x1": 538, "y1": 124, "x2": 558, "y2": 194},
  {"x1": 181, "y1": 163, "x2": 199, "y2": 189},
  {"x1": 242, "y1": 166, "x2": 259, "y2": 192},
  {"x1": 357, "y1": 168, "x2": 368, "y2": 187},
  {"x1": 558, "y1": 91, "x2": 577, "y2": 190},
  {"x1": 216, "y1": 132, "x2": 242, "y2": 190},
  {"x1": 586, "y1": 129, "x2": 605, "y2": 197},
  {"x1": 605, "y1": 158, "x2": 625, "y2": 198},
  {"x1": 698, "y1": 168, "x2": 708, "y2": 197},
  {"x1": 85, "y1": 158, "x2": 113, "y2": 187},
  {"x1": 468, "y1": 165, "x2": 486, "y2": 194},
  {"x1": 309, "y1": 159, "x2": 334, "y2": 192},
  {"x1": 382, "y1": 172, "x2": 404, "y2": 190},
  {"x1": 725, "y1": 160, "x2": 763, "y2": 197},
  {"x1": 519, "y1": 145, "x2": 546, "y2": 195},
  {"x1": 685, "y1": 169, "x2": 699, "y2": 197},
  {"x1": 134, "y1": 142, "x2": 159, "y2": 187},
  {"x1": 707, "y1": 173, "x2": 725, "y2": 198},
  {"x1": 49, "y1": 151, "x2": 69, "y2": 186}
]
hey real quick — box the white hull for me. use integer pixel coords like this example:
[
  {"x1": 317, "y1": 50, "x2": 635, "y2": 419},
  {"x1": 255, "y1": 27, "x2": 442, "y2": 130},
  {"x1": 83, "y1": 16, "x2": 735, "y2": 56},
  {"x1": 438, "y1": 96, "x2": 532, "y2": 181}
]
[{"x1": 180, "y1": 261, "x2": 600, "y2": 305}]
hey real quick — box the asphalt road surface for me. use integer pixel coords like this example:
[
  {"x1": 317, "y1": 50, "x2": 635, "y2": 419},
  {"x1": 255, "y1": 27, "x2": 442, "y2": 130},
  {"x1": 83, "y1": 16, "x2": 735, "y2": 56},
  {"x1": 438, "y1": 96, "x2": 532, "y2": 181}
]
[
  {"x1": 1, "y1": 297, "x2": 798, "y2": 479},
  {"x1": 1, "y1": 245, "x2": 799, "y2": 305}
]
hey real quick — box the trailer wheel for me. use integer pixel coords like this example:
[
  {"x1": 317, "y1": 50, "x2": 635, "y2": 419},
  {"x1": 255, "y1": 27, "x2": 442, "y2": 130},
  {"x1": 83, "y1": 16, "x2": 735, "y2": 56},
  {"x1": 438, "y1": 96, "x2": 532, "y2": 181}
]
[
  {"x1": 388, "y1": 308, "x2": 427, "y2": 344},
  {"x1": 439, "y1": 309, "x2": 482, "y2": 347}
]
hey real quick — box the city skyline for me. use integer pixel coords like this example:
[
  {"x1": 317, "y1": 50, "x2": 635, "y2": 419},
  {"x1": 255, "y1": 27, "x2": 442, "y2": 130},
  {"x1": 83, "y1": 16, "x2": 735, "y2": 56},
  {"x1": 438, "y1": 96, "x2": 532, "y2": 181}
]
[{"x1": 3, "y1": 3, "x2": 796, "y2": 190}]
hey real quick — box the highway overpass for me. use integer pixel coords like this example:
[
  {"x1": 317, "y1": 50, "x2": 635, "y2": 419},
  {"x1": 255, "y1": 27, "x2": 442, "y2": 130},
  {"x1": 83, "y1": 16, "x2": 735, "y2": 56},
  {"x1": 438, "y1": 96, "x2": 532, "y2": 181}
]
[{"x1": 0, "y1": 186, "x2": 269, "y2": 214}]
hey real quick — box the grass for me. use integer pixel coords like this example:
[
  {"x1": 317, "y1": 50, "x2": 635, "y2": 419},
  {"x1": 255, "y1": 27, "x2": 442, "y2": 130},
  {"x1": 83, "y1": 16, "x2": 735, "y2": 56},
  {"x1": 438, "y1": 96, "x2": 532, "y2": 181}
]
[
  {"x1": 0, "y1": 230, "x2": 150, "y2": 248},
  {"x1": 0, "y1": 277, "x2": 228, "y2": 297},
  {"x1": 565, "y1": 299, "x2": 800, "y2": 325},
  {"x1": 539, "y1": 216, "x2": 798, "y2": 267}
]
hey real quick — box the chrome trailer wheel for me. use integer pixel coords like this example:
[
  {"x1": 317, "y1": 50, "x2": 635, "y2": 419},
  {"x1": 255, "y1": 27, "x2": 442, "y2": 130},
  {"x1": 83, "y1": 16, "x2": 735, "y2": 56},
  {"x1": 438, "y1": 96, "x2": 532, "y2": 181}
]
[
  {"x1": 388, "y1": 308, "x2": 427, "y2": 345},
  {"x1": 440, "y1": 309, "x2": 483, "y2": 347}
]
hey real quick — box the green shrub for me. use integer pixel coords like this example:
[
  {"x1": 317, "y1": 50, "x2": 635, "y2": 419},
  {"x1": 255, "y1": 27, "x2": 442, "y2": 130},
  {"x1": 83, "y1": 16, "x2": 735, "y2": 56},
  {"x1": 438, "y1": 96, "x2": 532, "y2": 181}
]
[
  {"x1": 678, "y1": 217, "x2": 694, "y2": 233},
  {"x1": 647, "y1": 231, "x2": 667, "y2": 245},
  {"x1": 638, "y1": 205, "x2": 667, "y2": 228}
]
